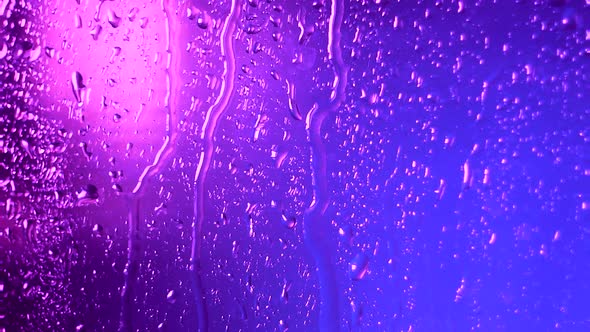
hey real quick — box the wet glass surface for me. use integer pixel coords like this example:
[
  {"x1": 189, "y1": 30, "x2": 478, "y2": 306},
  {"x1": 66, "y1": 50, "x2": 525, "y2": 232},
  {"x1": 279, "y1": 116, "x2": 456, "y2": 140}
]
[{"x1": 1, "y1": 0, "x2": 589, "y2": 331}]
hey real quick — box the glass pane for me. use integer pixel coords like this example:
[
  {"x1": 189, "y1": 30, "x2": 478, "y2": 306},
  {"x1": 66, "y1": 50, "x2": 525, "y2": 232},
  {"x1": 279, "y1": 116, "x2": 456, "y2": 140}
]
[{"x1": 1, "y1": 0, "x2": 588, "y2": 331}]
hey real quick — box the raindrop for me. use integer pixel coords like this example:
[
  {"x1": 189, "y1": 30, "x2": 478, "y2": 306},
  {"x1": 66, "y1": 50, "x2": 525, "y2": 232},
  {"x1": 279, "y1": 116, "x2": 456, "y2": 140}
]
[
  {"x1": 0, "y1": 42, "x2": 7, "y2": 59},
  {"x1": 339, "y1": 224, "x2": 355, "y2": 245},
  {"x1": 92, "y1": 224, "x2": 104, "y2": 233},
  {"x1": 109, "y1": 46, "x2": 121, "y2": 63},
  {"x1": 107, "y1": 9, "x2": 121, "y2": 28},
  {"x1": 128, "y1": 7, "x2": 139, "y2": 22},
  {"x1": 76, "y1": 184, "x2": 99, "y2": 206},
  {"x1": 280, "y1": 211, "x2": 296, "y2": 229},
  {"x1": 197, "y1": 15, "x2": 210, "y2": 29},
  {"x1": 74, "y1": 14, "x2": 82, "y2": 28},
  {"x1": 71, "y1": 71, "x2": 85, "y2": 104},
  {"x1": 270, "y1": 70, "x2": 280, "y2": 80},
  {"x1": 27, "y1": 46, "x2": 41, "y2": 62},
  {"x1": 108, "y1": 170, "x2": 122, "y2": 179},
  {"x1": 280, "y1": 280, "x2": 291, "y2": 303},
  {"x1": 79, "y1": 142, "x2": 92, "y2": 159},
  {"x1": 139, "y1": 17, "x2": 149, "y2": 29},
  {"x1": 112, "y1": 184, "x2": 123, "y2": 193},
  {"x1": 279, "y1": 320, "x2": 288, "y2": 332},
  {"x1": 90, "y1": 25, "x2": 102, "y2": 41},
  {"x1": 44, "y1": 46, "x2": 55, "y2": 58},
  {"x1": 349, "y1": 253, "x2": 369, "y2": 281},
  {"x1": 186, "y1": 6, "x2": 198, "y2": 20},
  {"x1": 286, "y1": 80, "x2": 302, "y2": 120},
  {"x1": 312, "y1": 0, "x2": 325, "y2": 8},
  {"x1": 23, "y1": 219, "x2": 37, "y2": 244},
  {"x1": 166, "y1": 290, "x2": 176, "y2": 304}
]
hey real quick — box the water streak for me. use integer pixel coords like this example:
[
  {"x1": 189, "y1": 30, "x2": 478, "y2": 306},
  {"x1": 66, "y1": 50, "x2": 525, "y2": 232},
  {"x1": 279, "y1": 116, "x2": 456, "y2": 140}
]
[
  {"x1": 190, "y1": 1, "x2": 242, "y2": 331},
  {"x1": 119, "y1": 0, "x2": 180, "y2": 330},
  {"x1": 304, "y1": 0, "x2": 348, "y2": 330}
]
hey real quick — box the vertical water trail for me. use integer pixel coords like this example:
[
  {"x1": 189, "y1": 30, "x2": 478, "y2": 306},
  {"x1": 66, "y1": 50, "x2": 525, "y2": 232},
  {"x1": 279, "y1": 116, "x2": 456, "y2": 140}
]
[
  {"x1": 119, "y1": 0, "x2": 180, "y2": 330},
  {"x1": 304, "y1": 0, "x2": 348, "y2": 330},
  {"x1": 190, "y1": 1, "x2": 242, "y2": 331},
  {"x1": 119, "y1": 197, "x2": 141, "y2": 332}
]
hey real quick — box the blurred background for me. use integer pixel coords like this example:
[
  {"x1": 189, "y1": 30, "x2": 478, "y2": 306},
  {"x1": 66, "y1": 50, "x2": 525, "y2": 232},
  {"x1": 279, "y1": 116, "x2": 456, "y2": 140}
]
[{"x1": 0, "y1": 0, "x2": 589, "y2": 331}]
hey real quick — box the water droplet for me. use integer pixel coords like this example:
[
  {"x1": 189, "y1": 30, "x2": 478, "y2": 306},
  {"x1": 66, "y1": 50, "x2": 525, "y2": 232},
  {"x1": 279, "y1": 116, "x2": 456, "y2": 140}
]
[
  {"x1": 281, "y1": 211, "x2": 296, "y2": 229},
  {"x1": 27, "y1": 45, "x2": 41, "y2": 62},
  {"x1": 23, "y1": 219, "x2": 37, "y2": 244},
  {"x1": 109, "y1": 46, "x2": 121, "y2": 63},
  {"x1": 128, "y1": 7, "x2": 139, "y2": 22},
  {"x1": 232, "y1": 240, "x2": 239, "y2": 257},
  {"x1": 217, "y1": 212, "x2": 228, "y2": 226},
  {"x1": 186, "y1": 6, "x2": 198, "y2": 20},
  {"x1": 280, "y1": 280, "x2": 291, "y2": 303},
  {"x1": 108, "y1": 170, "x2": 122, "y2": 179},
  {"x1": 44, "y1": 46, "x2": 55, "y2": 58},
  {"x1": 76, "y1": 184, "x2": 99, "y2": 206},
  {"x1": 92, "y1": 224, "x2": 104, "y2": 233},
  {"x1": 0, "y1": 42, "x2": 7, "y2": 59},
  {"x1": 166, "y1": 290, "x2": 176, "y2": 303},
  {"x1": 74, "y1": 14, "x2": 82, "y2": 28},
  {"x1": 71, "y1": 71, "x2": 85, "y2": 104},
  {"x1": 112, "y1": 184, "x2": 123, "y2": 193},
  {"x1": 286, "y1": 80, "x2": 302, "y2": 120},
  {"x1": 139, "y1": 17, "x2": 149, "y2": 29},
  {"x1": 197, "y1": 14, "x2": 210, "y2": 29},
  {"x1": 349, "y1": 253, "x2": 369, "y2": 281},
  {"x1": 270, "y1": 70, "x2": 280, "y2": 80},
  {"x1": 107, "y1": 9, "x2": 121, "y2": 28},
  {"x1": 312, "y1": 0, "x2": 325, "y2": 9},
  {"x1": 90, "y1": 24, "x2": 102, "y2": 40}
]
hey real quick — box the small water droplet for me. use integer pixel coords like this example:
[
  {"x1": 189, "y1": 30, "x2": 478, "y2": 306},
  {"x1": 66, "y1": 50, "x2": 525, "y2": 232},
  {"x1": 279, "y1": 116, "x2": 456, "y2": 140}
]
[
  {"x1": 166, "y1": 290, "x2": 176, "y2": 303},
  {"x1": 139, "y1": 17, "x2": 149, "y2": 29},
  {"x1": 74, "y1": 14, "x2": 82, "y2": 28},
  {"x1": 128, "y1": 7, "x2": 139, "y2": 22},
  {"x1": 45, "y1": 46, "x2": 55, "y2": 58},
  {"x1": 186, "y1": 6, "x2": 198, "y2": 20},
  {"x1": 112, "y1": 184, "x2": 123, "y2": 193},
  {"x1": 0, "y1": 42, "x2": 7, "y2": 59},
  {"x1": 270, "y1": 70, "x2": 280, "y2": 80},
  {"x1": 79, "y1": 142, "x2": 92, "y2": 159},
  {"x1": 92, "y1": 224, "x2": 103, "y2": 233},
  {"x1": 71, "y1": 71, "x2": 85, "y2": 104},
  {"x1": 281, "y1": 211, "x2": 296, "y2": 229},
  {"x1": 90, "y1": 25, "x2": 102, "y2": 40}
]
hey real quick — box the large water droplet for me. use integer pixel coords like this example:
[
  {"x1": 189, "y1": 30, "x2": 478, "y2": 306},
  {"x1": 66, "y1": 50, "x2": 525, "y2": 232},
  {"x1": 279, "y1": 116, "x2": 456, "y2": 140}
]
[
  {"x1": 349, "y1": 253, "x2": 369, "y2": 281},
  {"x1": 108, "y1": 9, "x2": 122, "y2": 28},
  {"x1": 76, "y1": 184, "x2": 99, "y2": 206}
]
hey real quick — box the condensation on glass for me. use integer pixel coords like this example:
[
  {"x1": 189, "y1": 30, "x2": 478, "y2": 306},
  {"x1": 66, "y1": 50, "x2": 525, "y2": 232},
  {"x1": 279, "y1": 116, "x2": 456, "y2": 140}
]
[{"x1": 1, "y1": 0, "x2": 588, "y2": 331}]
